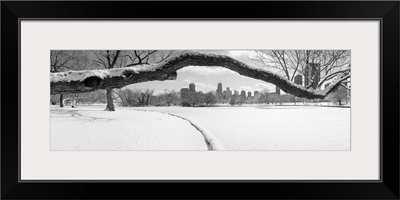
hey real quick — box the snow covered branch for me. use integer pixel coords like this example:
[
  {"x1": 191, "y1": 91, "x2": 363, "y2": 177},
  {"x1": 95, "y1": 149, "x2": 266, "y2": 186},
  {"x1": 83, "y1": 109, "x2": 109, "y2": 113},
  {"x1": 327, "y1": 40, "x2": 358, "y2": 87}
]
[
  {"x1": 51, "y1": 52, "x2": 350, "y2": 99},
  {"x1": 317, "y1": 64, "x2": 351, "y2": 88}
]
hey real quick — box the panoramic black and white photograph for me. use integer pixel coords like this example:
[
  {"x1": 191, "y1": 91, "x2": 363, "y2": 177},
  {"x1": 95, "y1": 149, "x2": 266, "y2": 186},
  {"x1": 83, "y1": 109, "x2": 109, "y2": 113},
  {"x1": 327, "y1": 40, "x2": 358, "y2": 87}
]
[{"x1": 50, "y1": 50, "x2": 351, "y2": 151}]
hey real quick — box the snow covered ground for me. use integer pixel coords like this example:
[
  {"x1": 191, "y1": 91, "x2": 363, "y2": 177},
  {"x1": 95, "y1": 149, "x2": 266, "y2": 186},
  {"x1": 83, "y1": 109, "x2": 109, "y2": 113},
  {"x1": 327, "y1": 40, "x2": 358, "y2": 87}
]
[
  {"x1": 51, "y1": 104, "x2": 350, "y2": 151},
  {"x1": 134, "y1": 105, "x2": 351, "y2": 150},
  {"x1": 50, "y1": 105, "x2": 207, "y2": 150}
]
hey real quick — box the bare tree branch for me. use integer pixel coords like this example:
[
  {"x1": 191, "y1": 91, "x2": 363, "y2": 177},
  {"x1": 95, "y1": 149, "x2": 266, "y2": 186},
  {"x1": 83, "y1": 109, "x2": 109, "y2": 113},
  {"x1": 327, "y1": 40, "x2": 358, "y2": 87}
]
[{"x1": 51, "y1": 52, "x2": 350, "y2": 99}]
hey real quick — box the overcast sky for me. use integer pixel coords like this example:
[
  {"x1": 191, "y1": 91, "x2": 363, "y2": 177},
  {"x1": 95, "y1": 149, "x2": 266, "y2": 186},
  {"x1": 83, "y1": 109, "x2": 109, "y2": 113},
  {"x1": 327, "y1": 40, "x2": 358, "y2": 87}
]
[{"x1": 126, "y1": 50, "x2": 277, "y2": 95}]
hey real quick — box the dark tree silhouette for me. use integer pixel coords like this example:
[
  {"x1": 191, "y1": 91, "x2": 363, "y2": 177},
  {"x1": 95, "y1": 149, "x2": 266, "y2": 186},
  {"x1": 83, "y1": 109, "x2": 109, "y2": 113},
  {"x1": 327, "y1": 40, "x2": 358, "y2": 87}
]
[
  {"x1": 92, "y1": 50, "x2": 122, "y2": 111},
  {"x1": 91, "y1": 50, "x2": 174, "y2": 111}
]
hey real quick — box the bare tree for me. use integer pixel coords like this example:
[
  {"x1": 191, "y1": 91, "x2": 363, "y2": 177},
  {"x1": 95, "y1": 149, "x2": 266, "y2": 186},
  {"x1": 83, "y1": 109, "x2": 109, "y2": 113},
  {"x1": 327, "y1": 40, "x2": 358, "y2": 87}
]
[
  {"x1": 125, "y1": 50, "x2": 175, "y2": 67},
  {"x1": 115, "y1": 88, "x2": 139, "y2": 107},
  {"x1": 144, "y1": 89, "x2": 154, "y2": 106},
  {"x1": 260, "y1": 89, "x2": 270, "y2": 104},
  {"x1": 92, "y1": 50, "x2": 122, "y2": 111},
  {"x1": 159, "y1": 89, "x2": 180, "y2": 106},
  {"x1": 251, "y1": 50, "x2": 351, "y2": 90},
  {"x1": 50, "y1": 50, "x2": 77, "y2": 107},
  {"x1": 91, "y1": 50, "x2": 174, "y2": 111},
  {"x1": 228, "y1": 95, "x2": 237, "y2": 105},
  {"x1": 87, "y1": 90, "x2": 107, "y2": 104},
  {"x1": 253, "y1": 93, "x2": 263, "y2": 104},
  {"x1": 114, "y1": 89, "x2": 127, "y2": 106},
  {"x1": 132, "y1": 88, "x2": 153, "y2": 107},
  {"x1": 327, "y1": 85, "x2": 349, "y2": 105},
  {"x1": 204, "y1": 92, "x2": 217, "y2": 105},
  {"x1": 124, "y1": 51, "x2": 174, "y2": 107},
  {"x1": 50, "y1": 51, "x2": 78, "y2": 73},
  {"x1": 268, "y1": 93, "x2": 282, "y2": 105}
]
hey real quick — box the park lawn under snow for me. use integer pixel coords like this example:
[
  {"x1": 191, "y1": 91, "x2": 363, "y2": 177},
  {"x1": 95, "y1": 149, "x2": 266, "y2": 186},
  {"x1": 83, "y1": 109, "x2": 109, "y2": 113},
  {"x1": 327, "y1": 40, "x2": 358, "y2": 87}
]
[
  {"x1": 134, "y1": 105, "x2": 351, "y2": 150},
  {"x1": 51, "y1": 104, "x2": 350, "y2": 151},
  {"x1": 50, "y1": 105, "x2": 207, "y2": 150}
]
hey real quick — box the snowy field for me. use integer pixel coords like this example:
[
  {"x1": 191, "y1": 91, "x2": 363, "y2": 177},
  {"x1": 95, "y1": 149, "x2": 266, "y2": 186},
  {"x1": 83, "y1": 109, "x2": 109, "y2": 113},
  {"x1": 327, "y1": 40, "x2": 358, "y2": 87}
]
[
  {"x1": 51, "y1": 104, "x2": 350, "y2": 151},
  {"x1": 134, "y1": 105, "x2": 351, "y2": 150},
  {"x1": 50, "y1": 105, "x2": 207, "y2": 150}
]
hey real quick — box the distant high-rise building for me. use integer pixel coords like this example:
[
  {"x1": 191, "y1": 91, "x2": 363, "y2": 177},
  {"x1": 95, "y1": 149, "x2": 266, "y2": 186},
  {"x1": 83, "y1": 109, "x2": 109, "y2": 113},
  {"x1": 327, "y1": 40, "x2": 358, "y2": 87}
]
[
  {"x1": 226, "y1": 87, "x2": 232, "y2": 99},
  {"x1": 234, "y1": 90, "x2": 239, "y2": 96},
  {"x1": 294, "y1": 74, "x2": 303, "y2": 85},
  {"x1": 241, "y1": 90, "x2": 246, "y2": 99},
  {"x1": 304, "y1": 63, "x2": 320, "y2": 89},
  {"x1": 217, "y1": 83, "x2": 223, "y2": 94},
  {"x1": 254, "y1": 90, "x2": 259, "y2": 96},
  {"x1": 247, "y1": 91, "x2": 252, "y2": 98},
  {"x1": 189, "y1": 83, "x2": 196, "y2": 92},
  {"x1": 305, "y1": 64, "x2": 311, "y2": 85},
  {"x1": 275, "y1": 86, "x2": 281, "y2": 95},
  {"x1": 312, "y1": 64, "x2": 321, "y2": 89}
]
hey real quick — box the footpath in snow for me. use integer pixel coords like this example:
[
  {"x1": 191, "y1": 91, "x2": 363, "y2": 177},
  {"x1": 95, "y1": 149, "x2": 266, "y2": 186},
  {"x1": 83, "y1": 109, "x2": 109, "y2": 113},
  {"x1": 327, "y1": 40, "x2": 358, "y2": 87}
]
[
  {"x1": 134, "y1": 106, "x2": 351, "y2": 150},
  {"x1": 134, "y1": 109, "x2": 225, "y2": 150},
  {"x1": 50, "y1": 105, "x2": 208, "y2": 150}
]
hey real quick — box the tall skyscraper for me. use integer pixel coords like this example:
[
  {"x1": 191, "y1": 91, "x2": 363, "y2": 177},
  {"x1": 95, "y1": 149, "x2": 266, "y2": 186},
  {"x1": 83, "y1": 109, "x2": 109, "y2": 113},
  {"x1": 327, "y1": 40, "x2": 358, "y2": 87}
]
[
  {"x1": 217, "y1": 82, "x2": 223, "y2": 94},
  {"x1": 305, "y1": 63, "x2": 311, "y2": 86},
  {"x1": 234, "y1": 90, "x2": 239, "y2": 96},
  {"x1": 312, "y1": 63, "x2": 321, "y2": 89},
  {"x1": 254, "y1": 90, "x2": 259, "y2": 96},
  {"x1": 189, "y1": 83, "x2": 196, "y2": 92},
  {"x1": 294, "y1": 74, "x2": 303, "y2": 85},
  {"x1": 304, "y1": 63, "x2": 320, "y2": 89},
  {"x1": 247, "y1": 91, "x2": 252, "y2": 98},
  {"x1": 226, "y1": 87, "x2": 232, "y2": 99},
  {"x1": 241, "y1": 90, "x2": 246, "y2": 99}
]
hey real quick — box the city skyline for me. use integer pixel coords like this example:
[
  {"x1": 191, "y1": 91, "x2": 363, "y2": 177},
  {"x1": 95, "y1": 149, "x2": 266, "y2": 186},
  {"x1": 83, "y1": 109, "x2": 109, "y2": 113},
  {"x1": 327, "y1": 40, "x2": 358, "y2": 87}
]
[
  {"x1": 125, "y1": 51, "x2": 277, "y2": 95},
  {"x1": 124, "y1": 51, "x2": 335, "y2": 95},
  {"x1": 181, "y1": 81, "x2": 263, "y2": 98},
  {"x1": 127, "y1": 65, "x2": 277, "y2": 95},
  {"x1": 127, "y1": 68, "x2": 328, "y2": 97}
]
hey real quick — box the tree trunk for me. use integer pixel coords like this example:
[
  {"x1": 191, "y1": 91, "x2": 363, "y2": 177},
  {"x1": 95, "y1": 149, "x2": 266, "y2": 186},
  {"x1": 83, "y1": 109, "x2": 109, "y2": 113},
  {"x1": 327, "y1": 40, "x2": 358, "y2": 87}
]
[
  {"x1": 72, "y1": 99, "x2": 76, "y2": 108},
  {"x1": 59, "y1": 94, "x2": 64, "y2": 107},
  {"x1": 105, "y1": 89, "x2": 115, "y2": 111},
  {"x1": 141, "y1": 95, "x2": 145, "y2": 106},
  {"x1": 146, "y1": 95, "x2": 150, "y2": 106}
]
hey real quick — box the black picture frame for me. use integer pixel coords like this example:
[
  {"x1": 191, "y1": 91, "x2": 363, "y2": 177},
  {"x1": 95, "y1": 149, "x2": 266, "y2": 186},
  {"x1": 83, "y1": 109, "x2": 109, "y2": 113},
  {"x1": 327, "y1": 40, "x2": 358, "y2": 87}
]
[{"x1": 2, "y1": 1, "x2": 399, "y2": 199}]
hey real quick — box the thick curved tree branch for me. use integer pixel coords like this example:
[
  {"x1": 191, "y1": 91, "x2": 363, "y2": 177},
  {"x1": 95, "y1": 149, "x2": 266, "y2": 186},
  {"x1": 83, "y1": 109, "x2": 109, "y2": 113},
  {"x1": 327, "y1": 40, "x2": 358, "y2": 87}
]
[{"x1": 51, "y1": 52, "x2": 350, "y2": 99}]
